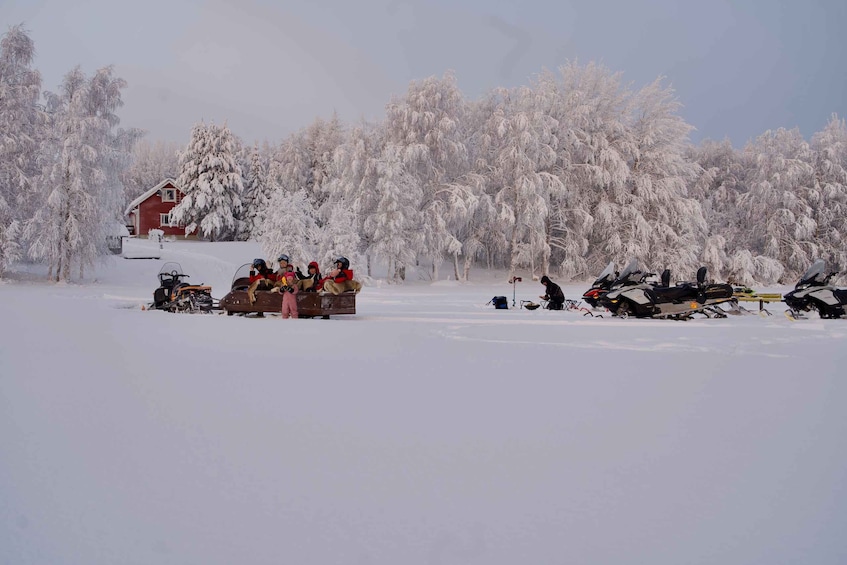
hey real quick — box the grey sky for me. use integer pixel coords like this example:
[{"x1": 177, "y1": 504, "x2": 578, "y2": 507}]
[{"x1": 3, "y1": 0, "x2": 845, "y2": 148}]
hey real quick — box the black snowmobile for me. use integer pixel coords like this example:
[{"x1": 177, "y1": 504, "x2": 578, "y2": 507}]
[
  {"x1": 784, "y1": 259, "x2": 847, "y2": 319},
  {"x1": 601, "y1": 259, "x2": 735, "y2": 319},
  {"x1": 582, "y1": 261, "x2": 617, "y2": 309},
  {"x1": 151, "y1": 262, "x2": 215, "y2": 313}
]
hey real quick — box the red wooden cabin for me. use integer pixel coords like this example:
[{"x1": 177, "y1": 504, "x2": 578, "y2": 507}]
[{"x1": 124, "y1": 179, "x2": 186, "y2": 237}]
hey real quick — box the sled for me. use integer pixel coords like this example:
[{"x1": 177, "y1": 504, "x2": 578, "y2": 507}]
[
  {"x1": 219, "y1": 289, "x2": 356, "y2": 317},
  {"x1": 218, "y1": 264, "x2": 357, "y2": 318},
  {"x1": 731, "y1": 288, "x2": 783, "y2": 316}
]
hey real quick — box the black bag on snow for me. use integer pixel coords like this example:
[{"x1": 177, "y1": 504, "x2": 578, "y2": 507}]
[{"x1": 491, "y1": 296, "x2": 508, "y2": 309}]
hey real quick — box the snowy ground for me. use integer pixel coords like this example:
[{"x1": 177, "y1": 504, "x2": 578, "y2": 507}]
[{"x1": 2, "y1": 239, "x2": 846, "y2": 565}]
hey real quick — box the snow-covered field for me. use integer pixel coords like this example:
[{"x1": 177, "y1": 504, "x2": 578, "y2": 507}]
[{"x1": 2, "y1": 239, "x2": 846, "y2": 565}]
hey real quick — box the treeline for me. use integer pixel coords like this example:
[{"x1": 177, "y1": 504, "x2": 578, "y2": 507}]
[
  {"x1": 4, "y1": 25, "x2": 846, "y2": 284},
  {"x1": 167, "y1": 63, "x2": 845, "y2": 285}
]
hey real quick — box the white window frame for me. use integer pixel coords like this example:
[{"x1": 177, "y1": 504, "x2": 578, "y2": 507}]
[
  {"x1": 162, "y1": 188, "x2": 177, "y2": 202},
  {"x1": 159, "y1": 213, "x2": 171, "y2": 227}
]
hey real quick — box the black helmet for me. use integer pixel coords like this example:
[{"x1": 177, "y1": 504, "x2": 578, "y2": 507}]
[
  {"x1": 335, "y1": 256, "x2": 350, "y2": 270},
  {"x1": 252, "y1": 258, "x2": 267, "y2": 269},
  {"x1": 277, "y1": 253, "x2": 290, "y2": 263}
]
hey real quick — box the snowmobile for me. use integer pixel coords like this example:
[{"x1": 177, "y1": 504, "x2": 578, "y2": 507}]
[
  {"x1": 151, "y1": 262, "x2": 215, "y2": 313},
  {"x1": 582, "y1": 261, "x2": 617, "y2": 309},
  {"x1": 600, "y1": 259, "x2": 735, "y2": 319},
  {"x1": 783, "y1": 259, "x2": 847, "y2": 319},
  {"x1": 218, "y1": 263, "x2": 356, "y2": 318}
]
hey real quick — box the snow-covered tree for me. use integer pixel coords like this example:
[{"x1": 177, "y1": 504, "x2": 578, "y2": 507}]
[
  {"x1": 364, "y1": 143, "x2": 423, "y2": 281},
  {"x1": 687, "y1": 138, "x2": 745, "y2": 279},
  {"x1": 0, "y1": 24, "x2": 46, "y2": 274},
  {"x1": 383, "y1": 72, "x2": 470, "y2": 279},
  {"x1": 810, "y1": 114, "x2": 847, "y2": 272},
  {"x1": 541, "y1": 62, "x2": 632, "y2": 279},
  {"x1": 239, "y1": 142, "x2": 272, "y2": 240},
  {"x1": 334, "y1": 121, "x2": 384, "y2": 276},
  {"x1": 28, "y1": 65, "x2": 135, "y2": 281},
  {"x1": 617, "y1": 78, "x2": 705, "y2": 277},
  {"x1": 258, "y1": 188, "x2": 316, "y2": 266},
  {"x1": 476, "y1": 87, "x2": 561, "y2": 278},
  {"x1": 736, "y1": 128, "x2": 816, "y2": 282},
  {"x1": 171, "y1": 122, "x2": 243, "y2": 241},
  {"x1": 121, "y1": 139, "x2": 180, "y2": 206}
]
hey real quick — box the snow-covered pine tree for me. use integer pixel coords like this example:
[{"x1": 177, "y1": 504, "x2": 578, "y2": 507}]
[
  {"x1": 0, "y1": 24, "x2": 46, "y2": 275},
  {"x1": 241, "y1": 143, "x2": 271, "y2": 240},
  {"x1": 28, "y1": 66, "x2": 134, "y2": 281},
  {"x1": 171, "y1": 122, "x2": 244, "y2": 241}
]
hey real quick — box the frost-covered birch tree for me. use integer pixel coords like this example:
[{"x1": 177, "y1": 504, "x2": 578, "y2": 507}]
[
  {"x1": 735, "y1": 128, "x2": 816, "y2": 282},
  {"x1": 383, "y1": 72, "x2": 469, "y2": 279},
  {"x1": 335, "y1": 121, "x2": 384, "y2": 276},
  {"x1": 541, "y1": 62, "x2": 631, "y2": 278},
  {"x1": 258, "y1": 188, "x2": 316, "y2": 266},
  {"x1": 688, "y1": 139, "x2": 746, "y2": 280},
  {"x1": 28, "y1": 65, "x2": 135, "y2": 281},
  {"x1": 121, "y1": 140, "x2": 180, "y2": 206},
  {"x1": 0, "y1": 25, "x2": 46, "y2": 274},
  {"x1": 810, "y1": 114, "x2": 847, "y2": 272},
  {"x1": 171, "y1": 122, "x2": 243, "y2": 241},
  {"x1": 364, "y1": 143, "x2": 422, "y2": 281},
  {"x1": 477, "y1": 87, "x2": 560, "y2": 278},
  {"x1": 618, "y1": 78, "x2": 705, "y2": 277}
]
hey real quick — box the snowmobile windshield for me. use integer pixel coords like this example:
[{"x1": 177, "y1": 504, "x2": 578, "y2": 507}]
[
  {"x1": 232, "y1": 263, "x2": 253, "y2": 285},
  {"x1": 594, "y1": 262, "x2": 616, "y2": 285},
  {"x1": 617, "y1": 259, "x2": 641, "y2": 283},
  {"x1": 158, "y1": 262, "x2": 184, "y2": 279},
  {"x1": 798, "y1": 259, "x2": 828, "y2": 286}
]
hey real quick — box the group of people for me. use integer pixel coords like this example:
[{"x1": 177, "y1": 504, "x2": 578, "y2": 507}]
[{"x1": 246, "y1": 254, "x2": 361, "y2": 318}]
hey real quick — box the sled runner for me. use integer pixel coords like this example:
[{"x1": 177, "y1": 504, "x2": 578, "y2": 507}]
[{"x1": 219, "y1": 264, "x2": 356, "y2": 318}]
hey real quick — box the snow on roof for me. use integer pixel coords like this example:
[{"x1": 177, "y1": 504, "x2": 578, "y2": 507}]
[{"x1": 123, "y1": 178, "x2": 180, "y2": 216}]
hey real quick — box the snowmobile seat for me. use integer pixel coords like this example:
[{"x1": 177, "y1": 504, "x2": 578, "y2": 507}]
[{"x1": 648, "y1": 283, "x2": 697, "y2": 303}]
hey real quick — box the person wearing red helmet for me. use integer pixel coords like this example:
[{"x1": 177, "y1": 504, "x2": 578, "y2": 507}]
[{"x1": 295, "y1": 261, "x2": 322, "y2": 292}]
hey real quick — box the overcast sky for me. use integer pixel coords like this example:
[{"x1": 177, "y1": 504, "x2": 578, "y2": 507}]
[{"x1": 3, "y1": 0, "x2": 845, "y2": 148}]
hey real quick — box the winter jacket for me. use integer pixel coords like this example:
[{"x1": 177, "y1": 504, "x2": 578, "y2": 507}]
[
  {"x1": 333, "y1": 268, "x2": 354, "y2": 283},
  {"x1": 249, "y1": 267, "x2": 276, "y2": 284},
  {"x1": 541, "y1": 276, "x2": 565, "y2": 305}
]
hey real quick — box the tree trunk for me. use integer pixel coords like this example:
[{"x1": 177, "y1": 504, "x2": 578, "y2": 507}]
[{"x1": 453, "y1": 252, "x2": 461, "y2": 281}]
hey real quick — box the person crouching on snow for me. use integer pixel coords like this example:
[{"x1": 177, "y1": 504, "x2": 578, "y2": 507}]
[
  {"x1": 540, "y1": 275, "x2": 565, "y2": 310},
  {"x1": 320, "y1": 256, "x2": 361, "y2": 295},
  {"x1": 277, "y1": 264, "x2": 299, "y2": 319}
]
